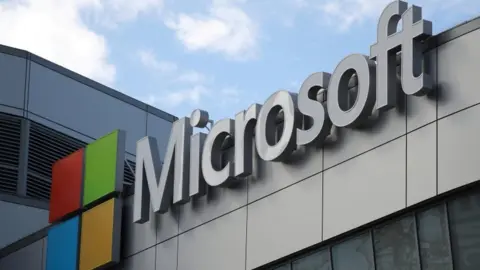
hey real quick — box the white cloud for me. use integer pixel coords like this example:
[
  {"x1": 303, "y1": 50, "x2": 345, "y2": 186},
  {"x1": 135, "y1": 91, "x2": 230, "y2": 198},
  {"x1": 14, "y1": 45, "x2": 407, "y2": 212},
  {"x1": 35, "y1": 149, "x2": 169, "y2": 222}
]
[
  {"x1": 0, "y1": 0, "x2": 163, "y2": 87},
  {"x1": 138, "y1": 50, "x2": 178, "y2": 72},
  {"x1": 315, "y1": 0, "x2": 478, "y2": 31},
  {"x1": 145, "y1": 85, "x2": 210, "y2": 108},
  {"x1": 176, "y1": 71, "x2": 208, "y2": 84},
  {"x1": 318, "y1": 0, "x2": 391, "y2": 31},
  {"x1": 165, "y1": 0, "x2": 258, "y2": 60},
  {"x1": 0, "y1": 0, "x2": 115, "y2": 85},
  {"x1": 93, "y1": 0, "x2": 163, "y2": 27}
]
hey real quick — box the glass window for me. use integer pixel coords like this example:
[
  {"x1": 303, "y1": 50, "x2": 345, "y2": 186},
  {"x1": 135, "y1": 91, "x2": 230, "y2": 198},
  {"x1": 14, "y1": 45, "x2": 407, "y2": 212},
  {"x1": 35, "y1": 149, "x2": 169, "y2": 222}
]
[
  {"x1": 273, "y1": 263, "x2": 291, "y2": 270},
  {"x1": 417, "y1": 204, "x2": 453, "y2": 270},
  {"x1": 332, "y1": 233, "x2": 374, "y2": 270},
  {"x1": 292, "y1": 249, "x2": 331, "y2": 270},
  {"x1": 448, "y1": 192, "x2": 480, "y2": 270},
  {"x1": 373, "y1": 215, "x2": 420, "y2": 270}
]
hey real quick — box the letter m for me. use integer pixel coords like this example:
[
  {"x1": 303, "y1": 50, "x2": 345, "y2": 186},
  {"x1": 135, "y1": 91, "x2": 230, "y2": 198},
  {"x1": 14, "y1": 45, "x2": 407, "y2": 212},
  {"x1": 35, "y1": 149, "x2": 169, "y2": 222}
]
[{"x1": 133, "y1": 118, "x2": 192, "y2": 224}]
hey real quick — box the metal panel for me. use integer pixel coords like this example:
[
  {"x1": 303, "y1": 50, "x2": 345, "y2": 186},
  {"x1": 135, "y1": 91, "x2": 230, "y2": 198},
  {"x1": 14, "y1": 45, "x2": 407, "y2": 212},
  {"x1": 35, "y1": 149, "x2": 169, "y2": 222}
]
[
  {"x1": 155, "y1": 237, "x2": 178, "y2": 270},
  {"x1": 0, "y1": 239, "x2": 43, "y2": 270},
  {"x1": 179, "y1": 147, "x2": 247, "y2": 233},
  {"x1": 323, "y1": 137, "x2": 406, "y2": 240},
  {"x1": 178, "y1": 207, "x2": 247, "y2": 270},
  {"x1": 0, "y1": 201, "x2": 49, "y2": 249},
  {"x1": 406, "y1": 49, "x2": 437, "y2": 132},
  {"x1": 407, "y1": 123, "x2": 437, "y2": 206},
  {"x1": 146, "y1": 113, "x2": 173, "y2": 162},
  {"x1": 121, "y1": 196, "x2": 158, "y2": 258},
  {"x1": 120, "y1": 247, "x2": 155, "y2": 270},
  {"x1": 0, "y1": 105, "x2": 23, "y2": 117},
  {"x1": 248, "y1": 144, "x2": 323, "y2": 203},
  {"x1": 246, "y1": 173, "x2": 323, "y2": 270},
  {"x1": 437, "y1": 28, "x2": 480, "y2": 118},
  {"x1": 27, "y1": 62, "x2": 147, "y2": 154},
  {"x1": 323, "y1": 101, "x2": 406, "y2": 170},
  {"x1": 0, "y1": 53, "x2": 26, "y2": 110},
  {"x1": 438, "y1": 104, "x2": 480, "y2": 194}
]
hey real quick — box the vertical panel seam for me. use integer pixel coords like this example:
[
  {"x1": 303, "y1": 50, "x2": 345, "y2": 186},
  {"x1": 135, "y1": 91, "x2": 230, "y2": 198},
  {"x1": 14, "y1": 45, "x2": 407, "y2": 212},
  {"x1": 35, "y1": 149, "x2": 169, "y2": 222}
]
[
  {"x1": 245, "y1": 173, "x2": 249, "y2": 270},
  {"x1": 405, "y1": 95, "x2": 409, "y2": 209},
  {"x1": 435, "y1": 48, "x2": 439, "y2": 196}
]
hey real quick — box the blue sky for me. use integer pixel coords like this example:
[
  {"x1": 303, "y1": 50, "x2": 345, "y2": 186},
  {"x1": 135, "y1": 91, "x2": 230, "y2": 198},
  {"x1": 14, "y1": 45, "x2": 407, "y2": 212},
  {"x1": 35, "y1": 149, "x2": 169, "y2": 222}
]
[{"x1": 1, "y1": 0, "x2": 479, "y2": 121}]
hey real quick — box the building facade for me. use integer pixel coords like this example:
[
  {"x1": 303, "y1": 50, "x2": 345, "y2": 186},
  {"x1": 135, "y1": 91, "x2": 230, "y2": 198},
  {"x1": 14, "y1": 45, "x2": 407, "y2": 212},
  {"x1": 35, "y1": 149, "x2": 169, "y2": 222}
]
[
  {"x1": 3, "y1": 1, "x2": 480, "y2": 270},
  {"x1": 0, "y1": 41, "x2": 175, "y2": 266}
]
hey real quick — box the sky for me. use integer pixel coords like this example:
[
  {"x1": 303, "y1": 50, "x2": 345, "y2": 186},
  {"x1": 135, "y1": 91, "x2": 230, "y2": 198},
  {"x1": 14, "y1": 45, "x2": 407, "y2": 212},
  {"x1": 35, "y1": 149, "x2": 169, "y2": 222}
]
[{"x1": 0, "y1": 0, "x2": 479, "y2": 122}]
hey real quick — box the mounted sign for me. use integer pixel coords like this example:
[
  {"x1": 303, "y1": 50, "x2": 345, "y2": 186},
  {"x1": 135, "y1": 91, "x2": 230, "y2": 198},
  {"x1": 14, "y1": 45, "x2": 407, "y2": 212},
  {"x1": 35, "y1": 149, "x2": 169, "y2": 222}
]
[{"x1": 133, "y1": 0, "x2": 433, "y2": 224}]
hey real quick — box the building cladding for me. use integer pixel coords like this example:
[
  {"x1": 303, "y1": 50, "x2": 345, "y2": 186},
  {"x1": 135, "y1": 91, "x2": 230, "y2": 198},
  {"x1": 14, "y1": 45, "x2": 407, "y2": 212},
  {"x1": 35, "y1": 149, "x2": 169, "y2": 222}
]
[
  {"x1": 3, "y1": 4, "x2": 480, "y2": 270},
  {"x1": 0, "y1": 38, "x2": 175, "y2": 259}
]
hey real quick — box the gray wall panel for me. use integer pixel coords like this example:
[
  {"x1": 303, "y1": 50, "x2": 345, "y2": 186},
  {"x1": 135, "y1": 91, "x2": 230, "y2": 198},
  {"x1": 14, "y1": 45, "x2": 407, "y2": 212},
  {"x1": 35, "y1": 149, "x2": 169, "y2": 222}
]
[
  {"x1": 146, "y1": 113, "x2": 172, "y2": 161},
  {"x1": 248, "y1": 145, "x2": 323, "y2": 203},
  {"x1": 27, "y1": 62, "x2": 147, "y2": 153},
  {"x1": 324, "y1": 105, "x2": 406, "y2": 170},
  {"x1": 246, "y1": 173, "x2": 323, "y2": 270},
  {"x1": 156, "y1": 205, "x2": 179, "y2": 244},
  {"x1": 323, "y1": 137, "x2": 406, "y2": 240},
  {"x1": 0, "y1": 201, "x2": 49, "y2": 249},
  {"x1": 121, "y1": 247, "x2": 155, "y2": 270},
  {"x1": 407, "y1": 123, "x2": 437, "y2": 206},
  {"x1": 438, "y1": 29, "x2": 480, "y2": 118},
  {"x1": 406, "y1": 49, "x2": 437, "y2": 132},
  {"x1": 122, "y1": 196, "x2": 159, "y2": 258},
  {"x1": 438, "y1": 104, "x2": 480, "y2": 194},
  {"x1": 0, "y1": 239, "x2": 43, "y2": 270},
  {"x1": 155, "y1": 237, "x2": 178, "y2": 270},
  {"x1": 0, "y1": 105, "x2": 23, "y2": 117},
  {"x1": 0, "y1": 53, "x2": 26, "y2": 111},
  {"x1": 178, "y1": 208, "x2": 246, "y2": 270},
  {"x1": 178, "y1": 171, "x2": 247, "y2": 233},
  {"x1": 27, "y1": 114, "x2": 94, "y2": 144}
]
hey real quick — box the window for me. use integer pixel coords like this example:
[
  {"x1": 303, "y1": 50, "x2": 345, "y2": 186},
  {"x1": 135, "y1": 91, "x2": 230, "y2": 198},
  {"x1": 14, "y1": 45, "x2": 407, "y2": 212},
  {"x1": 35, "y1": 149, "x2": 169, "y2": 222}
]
[
  {"x1": 417, "y1": 204, "x2": 453, "y2": 270},
  {"x1": 448, "y1": 193, "x2": 480, "y2": 270},
  {"x1": 292, "y1": 249, "x2": 331, "y2": 270},
  {"x1": 373, "y1": 215, "x2": 420, "y2": 270},
  {"x1": 261, "y1": 187, "x2": 480, "y2": 270},
  {"x1": 332, "y1": 233, "x2": 374, "y2": 270}
]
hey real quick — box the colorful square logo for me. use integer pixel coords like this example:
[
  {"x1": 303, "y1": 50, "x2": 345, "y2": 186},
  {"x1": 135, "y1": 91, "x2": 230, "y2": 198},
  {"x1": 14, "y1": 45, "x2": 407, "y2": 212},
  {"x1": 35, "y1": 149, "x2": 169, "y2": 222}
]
[{"x1": 46, "y1": 130, "x2": 126, "y2": 270}]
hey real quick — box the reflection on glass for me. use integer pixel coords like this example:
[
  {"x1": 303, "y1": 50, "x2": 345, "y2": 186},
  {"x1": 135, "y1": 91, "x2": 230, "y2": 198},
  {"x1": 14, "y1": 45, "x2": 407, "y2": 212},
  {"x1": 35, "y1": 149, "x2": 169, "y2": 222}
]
[
  {"x1": 373, "y1": 215, "x2": 420, "y2": 270},
  {"x1": 448, "y1": 192, "x2": 480, "y2": 270},
  {"x1": 273, "y1": 263, "x2": 291, "y2": 270},
  {"x1": 332, "y1": 233, "x2": 374, "y2": 270},
  {"x1": 292, "y1": 249, "x2": 331, "y2": 270},
  {"x1": 417, "y1": 204, "x2": 453, "y2": 270}
]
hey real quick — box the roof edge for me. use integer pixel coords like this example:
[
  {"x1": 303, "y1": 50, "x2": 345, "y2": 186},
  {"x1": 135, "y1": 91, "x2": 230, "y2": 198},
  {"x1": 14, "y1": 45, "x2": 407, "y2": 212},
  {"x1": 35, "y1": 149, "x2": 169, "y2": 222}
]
[{"x1": 0, "y1": 44, "x2": 177, "y2": 123}]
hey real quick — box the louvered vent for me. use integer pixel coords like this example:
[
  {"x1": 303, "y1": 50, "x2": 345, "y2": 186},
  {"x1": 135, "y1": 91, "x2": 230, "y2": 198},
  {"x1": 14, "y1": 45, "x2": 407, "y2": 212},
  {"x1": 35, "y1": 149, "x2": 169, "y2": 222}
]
[
  {"x1": 0, "y1": 113, "x2": 21, "y2": 195},
  {"x1": 27, "y1": 122, "x2": 87, "y2": 200},
  {"x1": 124, "y1": 159, "x2": 136, "y2": 186},
  {"x1": 0, "y1": 166, "x2": 18, "y2": 195}
]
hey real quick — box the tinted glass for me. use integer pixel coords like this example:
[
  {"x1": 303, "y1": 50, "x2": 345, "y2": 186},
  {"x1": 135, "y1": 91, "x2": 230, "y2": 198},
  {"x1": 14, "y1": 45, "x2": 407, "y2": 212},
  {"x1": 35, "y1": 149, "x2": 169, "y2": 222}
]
[
  {"x1": 448, "y1": 192, "x2": 480, "y2": 270},
  {"x1": 292, "y1": 249, "x2": 331, "y2": 270},
  {"x1": 373, "y1": 215, "x2": 420, "y2": 270},
  {"x1": 332, "y1": 233, "x2": 374, "y2": 270},
  {"x1": 417, "y1": 204, "x2": 453, "y2": 270},
  {"x1": 273, "y1": 264, "x2": 291, "y2": 270}
]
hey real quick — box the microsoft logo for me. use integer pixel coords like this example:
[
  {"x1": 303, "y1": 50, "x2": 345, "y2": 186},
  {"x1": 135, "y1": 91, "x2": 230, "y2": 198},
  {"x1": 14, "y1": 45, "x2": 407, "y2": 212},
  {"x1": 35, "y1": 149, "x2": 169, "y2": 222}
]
[{"x1": 45, "y1": 130, "x2": 126, "y2": 270}]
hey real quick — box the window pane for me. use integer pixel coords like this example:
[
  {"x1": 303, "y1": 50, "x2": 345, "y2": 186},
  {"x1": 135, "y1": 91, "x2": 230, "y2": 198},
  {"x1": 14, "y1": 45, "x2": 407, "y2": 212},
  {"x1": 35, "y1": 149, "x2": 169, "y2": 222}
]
[
  {"x1": 332, "y1": 233, "x2": 375, "y2": 270},
  {"x1": 292, "y1": 249, "x2": 331, "y2": 270},
  {"x1": 273, "y1": 263, "x2": 291, "y2": 270},
  {"x1": 448, "y1": 192, "x2": 480, "y2": 270},
  {"x1": 417, "y1": 204, "x2": 453, "y2": 270},
  {"x1": 373, "y1": 215, "x2": 420, "y2": 270}
]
